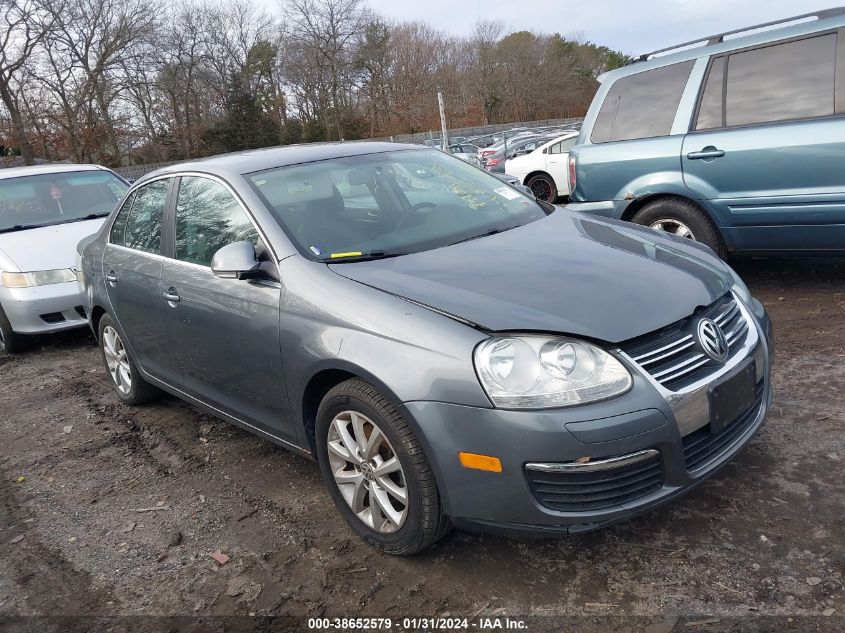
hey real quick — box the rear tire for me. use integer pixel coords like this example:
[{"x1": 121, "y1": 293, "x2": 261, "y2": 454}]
[
  {"x1": 0, "y1": 304, "x2": 31, "y2": 354},
  {"x1": 632, "y1": 198, "x2": 726, "y2": 258},
  {"x1": 98, "y1": 314, "x2": 162, "y2": 405},
  {"x1": 316, "y1": 378, "x2": 449, "y2": 555},
  {"x1": 526, "y1": 173, "x2": 558, "y2": 203}
]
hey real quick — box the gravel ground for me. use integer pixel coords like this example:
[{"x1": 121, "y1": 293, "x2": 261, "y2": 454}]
[{"x1": 0, "y1": 257, "x2": 843, "y2": 631}]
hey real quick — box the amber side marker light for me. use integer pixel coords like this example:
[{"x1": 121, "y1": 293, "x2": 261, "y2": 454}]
[{"x1": 458, "y1": 452, "x2": 502, "y2": 473}]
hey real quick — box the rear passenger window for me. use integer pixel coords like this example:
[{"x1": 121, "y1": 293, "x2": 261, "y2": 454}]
[
  {"x1": 591, "y1": 61, "x2": 694, "y2": 143},
  {"x1": 175, "y1": 176, "x2": 258, "y2": 267},
  {"x1": 119, "y1": 180, "x2": 167, "y2": 254},
  {"x1": 109, "y1": 191, "x2": 136, "y2": 246},
  {"x1": 695, "y1": 57, "x2": 725, "y2": 130},
  {"x1": 724, "y1": 34, "x2": 836, "y2": 127}
]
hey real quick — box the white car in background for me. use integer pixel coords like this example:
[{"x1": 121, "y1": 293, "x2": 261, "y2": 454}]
[
  {"x1": 0, "y1": 164, "x2": 128, "y2": 352},
  {"x1": 504, "y1": 131, "x2": 579, "y2": 202}
]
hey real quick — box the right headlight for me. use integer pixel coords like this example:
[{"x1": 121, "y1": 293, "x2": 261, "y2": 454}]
[
  {"x1": 473, "y1": 335, "x2": 632, "y2": 409},
  {"x1": 0, "y1": 269, "x2": 77, "y2": 288}
]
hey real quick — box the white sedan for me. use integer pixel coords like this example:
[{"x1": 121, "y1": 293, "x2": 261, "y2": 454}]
[{"x1": 504, "y1": 131, "x2": 579, "y2": 202}]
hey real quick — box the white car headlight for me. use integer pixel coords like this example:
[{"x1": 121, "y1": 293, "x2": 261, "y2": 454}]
[
  {"x1": 474, "y1": 335, "x2": 632, "y2": 409},
  {"x1": 0, "y1": 269, "x2": 77, "y2": 288}
]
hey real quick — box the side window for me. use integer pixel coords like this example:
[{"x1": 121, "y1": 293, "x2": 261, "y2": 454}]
[
  {"x1": 695, "y1": 57, "x2": 725, "y2": 130},
  {"x1": 724, "y1": 34, "x2": 836, "y2": 127},
  {"x1": 591, "y1": 60, "x2": 694, "y2": 143},
  {"x1": 559, "y1": 137, "x2": 577, "y2": 152},
  {"x1": 548, "y1": 142, "x2": 562, "y2": 154},
  {"x1": 122, "y1": 180, "x2": 167, "y2": 254},
  {"x1": 109, "y1": 191, "x2": 137, "y2": 246},
  {"x1": 175, "y1": 176, "x2": 259, "y2": 267}
]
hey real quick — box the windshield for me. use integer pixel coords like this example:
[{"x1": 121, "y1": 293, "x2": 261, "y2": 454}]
[
  {"x1": 247, "y1": 149, "x2": 549, "y2": 261},
  {"x1": 0, "y1": 170, "x2": 128, "y2": 232}
]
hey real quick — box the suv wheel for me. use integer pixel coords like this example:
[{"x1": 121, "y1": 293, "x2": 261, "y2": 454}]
[
  {"x1": 0, "y1": 304, "x2": 30, "y2": 354},
  {"x1": 632, "y1": 198, "x2": 726, "y2": 258},
  {"x1": 98, "y1": 314, "x2": 161, "y2": 405},
  {"x1": 315, "y1": 378, "x2": 449, "y2": 555},
  {"x1": 526, "y1": 173, "x2": 558, "y2": 202}
]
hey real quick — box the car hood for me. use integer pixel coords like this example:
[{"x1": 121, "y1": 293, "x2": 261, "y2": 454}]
[
  {"x1": 0, "y1": 219, "x2": 105, "y2": 272},
  {"x1": 329, "y1": 211, "x2": 734, "y2": 343}
]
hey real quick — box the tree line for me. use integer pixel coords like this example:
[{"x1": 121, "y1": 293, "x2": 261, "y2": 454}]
[{"x1": 0, "y1": 0, "x2": 629, "y2": 167}]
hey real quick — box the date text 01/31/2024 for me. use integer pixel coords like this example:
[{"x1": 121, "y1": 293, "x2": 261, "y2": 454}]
[{"x1": 306, "y1": 617, "x2": 529, "y2": 630}]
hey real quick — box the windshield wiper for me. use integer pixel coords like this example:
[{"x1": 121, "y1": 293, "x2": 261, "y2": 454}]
[
  {"x1": 0, "y1": 224, "x2": 42, "y2": 234},
  {"x1": 446, "y1": 224, "x2": 523, "y2": 247},
  {"x1": 0, "y1": 214, "x2": 109, "y2": 234},
  {"x1": 321, "y1": 250, "x2": 408, "y2": 263}
]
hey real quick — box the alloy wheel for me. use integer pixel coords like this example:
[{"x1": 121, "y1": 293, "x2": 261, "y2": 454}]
[
  {"x1": 529, "y1": 178, "x2": 553, "y2": 201},
  {"x1": 102, "y1": 325, "x2": 132, "y2": 395},
  {"x1": 326, "y1": 410, "x2": 408, "y2": 533},
  {"x1": 648, "y1": 218, "x2": 696, "y2": 240}
]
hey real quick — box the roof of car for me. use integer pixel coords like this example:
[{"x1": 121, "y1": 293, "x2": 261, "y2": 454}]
[
  {"x1": 600, "y1": 9, "x2": 845, "y2": 84},
  {"x1": 0, "y1": 163, "x2": 109, "y2": 180},
  {"x1": 139, "y1": 142, "x2": 425, "y2": 183}
]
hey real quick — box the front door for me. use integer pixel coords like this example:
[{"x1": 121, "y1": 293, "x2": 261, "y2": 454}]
[
  {"x1": 682, "y1": 33, "x2": 845, "y2": 251},
  {"x1": 102, "y1": 178, "x2": 175, "y2": 383},
  {"x1": 160, "y1": 175, "x2": 293, "y2": 441}
]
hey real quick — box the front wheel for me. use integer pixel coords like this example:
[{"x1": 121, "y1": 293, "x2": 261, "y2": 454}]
[
  {"x1": 526, "y1": 173, "x2": 558, "y2": 203},
  {"x1": 98, "y1": 314, "x2": 161, "y2": 405},
  {"x1": 316, "y1": 378, "x2": 449, "y2": 555},
  {"x1": 0, "y1": 304, "x2": 30, "y2": 354},
  {"x1": 631, "y1": 198, "x2": 726, "y2": 258}
]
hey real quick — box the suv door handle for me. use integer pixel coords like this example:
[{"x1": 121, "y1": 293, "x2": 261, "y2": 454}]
[
  {"x1": 687, "y1": 147, "x2": 725, "y2": 160},
  {"x1": 106, "y1": 271, "x2": 118, "y2": 285},
  {"x1": 163, "y1": 289, "x2": 181, "y2": 303}
]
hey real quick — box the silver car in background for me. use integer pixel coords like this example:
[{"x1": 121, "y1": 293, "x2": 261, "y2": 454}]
[{"x1": 0, "y1": 164, "x2": 128, "y2": 352}]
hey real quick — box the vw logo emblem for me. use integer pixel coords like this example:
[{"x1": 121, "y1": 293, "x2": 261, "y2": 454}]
[{"x1": 697, "y1": 318, "x2": 729, "y2": 362}]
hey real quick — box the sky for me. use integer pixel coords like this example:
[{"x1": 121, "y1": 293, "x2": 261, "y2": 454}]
[{"x1": 257, "y1": 0, "x2": 843, "y2": 55}]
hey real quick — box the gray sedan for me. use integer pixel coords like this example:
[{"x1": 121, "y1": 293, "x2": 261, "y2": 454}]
[{"x1": 78, "y1": 143, "x2": 773, "y2": 554}]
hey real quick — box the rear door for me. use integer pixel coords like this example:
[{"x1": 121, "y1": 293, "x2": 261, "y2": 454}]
[
  {"x1": 682, "y1": 31, "x2": 845, "y2": 251},
  {"x1": 103, "y1": 178, "x2": 175, "y2": 383},
  {"x1": 544, "y1": 137, "x2": 578, "y2": 194},
  {"x1": 159, "y1": 175, "x2": 293, "y2": 441}
]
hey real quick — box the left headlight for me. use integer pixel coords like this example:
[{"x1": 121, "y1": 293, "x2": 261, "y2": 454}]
[
  {"x1": 474, "y1": 335, "x2": 632, "y2": 409},
  {"x1": 0, "y1": 269, "x2": 77, "y2": 288}
]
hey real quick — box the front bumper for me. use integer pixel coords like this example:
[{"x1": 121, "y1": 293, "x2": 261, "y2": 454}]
[
  {"x1": 0, "y1": 281, "x2": 89, "y2": 334},
  {"x1": 402, "y1": 301, "x2": 773, "y2": 536}
]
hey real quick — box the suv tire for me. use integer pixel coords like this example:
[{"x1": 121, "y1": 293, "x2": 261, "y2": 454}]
[
  {"x1": 0, "y1": 304, "x2": 30, "y2": 354},
  {"x1": 316, "y1": 378, "x2": 449, "y2": 555},
  {"x1": 98, "y1": 314, "x2": 162, "y2": 405},
  {"x1": 632, "y1": 198, "x2": 726, "y2": 258}
]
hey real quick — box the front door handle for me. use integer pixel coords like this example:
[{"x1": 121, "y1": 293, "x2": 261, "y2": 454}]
[
  {"x1": 687, "y1": 147, "x2": 725, "y2": 160},
  {"x1": 163, "y1": 288, "x2": 180, "y2": 303},
  {"x1": 106, "y1": 271, "x2": 118, "y2": 285}
]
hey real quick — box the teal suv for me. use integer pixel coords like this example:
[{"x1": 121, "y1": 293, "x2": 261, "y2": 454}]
[{"x1": 567, "y1": 8, "x2": 845, "y2": 257}]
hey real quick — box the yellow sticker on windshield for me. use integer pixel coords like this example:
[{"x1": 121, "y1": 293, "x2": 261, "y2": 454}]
[{"x1": 330, "y1": 251, "x2": 363, "y2": 258}]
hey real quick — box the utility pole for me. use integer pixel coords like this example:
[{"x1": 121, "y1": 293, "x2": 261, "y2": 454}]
[{"x1": 437, "y1": 91, "x2": 449, "y2": 151}]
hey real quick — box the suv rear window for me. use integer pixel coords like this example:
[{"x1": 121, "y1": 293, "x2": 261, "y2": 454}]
[
  {"x1": 591, "y1": 61, "x2": 694, "y2": 144},
  {"x1": 696, "y1": 33, "x2": 837, "y2": 129}
]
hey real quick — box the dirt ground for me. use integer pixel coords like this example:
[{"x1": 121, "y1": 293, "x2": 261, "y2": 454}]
[{"x1": 0, "y1": 257, "x2": 843, "y2": 630}]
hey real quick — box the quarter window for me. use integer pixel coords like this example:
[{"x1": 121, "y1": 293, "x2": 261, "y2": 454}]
[
  {"x1": 175, "y1": 176, "x2": 258, "y2": 267},
  {"x1": 724, "y1": 34, "x2": 836, "y2": 127},
  {"x1": 591, "y1": 60, "x2": 694, "y2": 143},
  {"x1": 121, "y1": 180, "x2": 167, "y2": 254}
]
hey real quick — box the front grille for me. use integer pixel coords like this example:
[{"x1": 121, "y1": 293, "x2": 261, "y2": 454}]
[
  {"x1": 683, "y1": 381, "x2": 764, "y2": 472},
  {"x1": 526, "y1": 453, "x2": 663, "y2": 513},
  {"x1": 620, "y1": 294, "x2": 749, "y2": 391},
  {"x1": 39, "y1": 312, "x2": 66, "y2": 324}
]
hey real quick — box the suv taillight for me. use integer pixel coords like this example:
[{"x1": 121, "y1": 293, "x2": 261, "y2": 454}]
[{"x1": 568, "y1": 155, "x2": 577, "y2": 194}]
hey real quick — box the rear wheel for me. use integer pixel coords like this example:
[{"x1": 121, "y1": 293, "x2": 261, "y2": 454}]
[
  {"x1": 98, "y1": 314, "x2": 161, "y2": 405},
  {"x1": 316, "y1": 378, "x2": 449, "y2": 555},
  {"x1": 526, "y1": 173, "x2": 558, "y2": 203},
  {"x1": 632, "y1": 198, "x2": 726, "y2": 258},
  {"x1": 0, "y1": 304, "x2": 30, "y2": 354}
]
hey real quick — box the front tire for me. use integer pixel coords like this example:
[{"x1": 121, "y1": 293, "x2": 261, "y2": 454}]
[
  {"x1": 0, "y1": 304, "x2": 30, "y2": 354},
  {"x1": 526, "y1": 173, "x2": 558, "y2": 203},
  {"x1": 316, "y1": 378, "x2": 449, "y2": 555},
  {"x1": 98, "y1": 314, "x2": 161, "y2": 405},
  {"x1": 632, "y1": 198, "x2": 726, "y2": 258}
]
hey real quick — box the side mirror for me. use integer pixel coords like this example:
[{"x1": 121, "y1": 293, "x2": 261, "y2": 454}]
[{"x1": 211, "y1": 241, "x2": 260, "y2": 279}]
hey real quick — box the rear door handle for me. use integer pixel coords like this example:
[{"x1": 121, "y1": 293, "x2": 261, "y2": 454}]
[
  {"x1": 687, "y1": 148, "x2": 725, "y2": 160},
  {"x1": 106, "y1": 271, "x2": 118, "y2": 285},
  {"x1": 163, "y1": 289, "x2": 180, "y2": 303}
]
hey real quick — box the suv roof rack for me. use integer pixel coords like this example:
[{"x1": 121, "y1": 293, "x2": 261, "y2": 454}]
[{"x1": 632, "y1": 7, "x2": 845, "y2": 63}]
